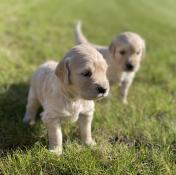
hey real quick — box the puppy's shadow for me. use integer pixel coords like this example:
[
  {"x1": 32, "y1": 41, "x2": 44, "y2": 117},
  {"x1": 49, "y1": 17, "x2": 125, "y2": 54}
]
[{"x1": 0, "y1": 82, "x2": 46, "y2": 154}]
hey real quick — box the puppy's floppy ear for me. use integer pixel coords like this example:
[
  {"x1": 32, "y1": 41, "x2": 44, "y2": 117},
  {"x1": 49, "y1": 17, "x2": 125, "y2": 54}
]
[
  {"x1": 141, "y1": 39, "x2": 146, "y2": 59},
  {"x1": 55, "y1": 57, "x2": 71, "y2": 84},
  {"x1": 109, "y1": 40, "x2": 116, "y2": 57}
]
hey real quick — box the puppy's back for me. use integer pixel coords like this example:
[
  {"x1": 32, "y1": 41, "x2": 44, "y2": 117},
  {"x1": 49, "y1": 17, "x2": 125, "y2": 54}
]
[
  {"x1": 30, "y1": 61, "x2": 58, "y2": 103},
  {"x1": 32, "y1": 61, "x2": 57, "y2": 82}
]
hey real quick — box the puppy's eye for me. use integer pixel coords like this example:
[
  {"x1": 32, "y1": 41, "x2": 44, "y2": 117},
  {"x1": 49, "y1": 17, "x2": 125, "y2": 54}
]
[
  {"x1": 119, "y1": 50, "x2": 126, "y2": 55},
  {"x1": 81, "y1": 70, "x2": 92, "y2": 77}
]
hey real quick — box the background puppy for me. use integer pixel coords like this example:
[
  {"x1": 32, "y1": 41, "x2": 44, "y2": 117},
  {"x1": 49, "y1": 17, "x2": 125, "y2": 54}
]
[
  {"x1": 23, "y1": 44, "x2": 109, "y2": 155},
  {"x1": 75, "y1": 22, "x2": 145, "y2": 104}
]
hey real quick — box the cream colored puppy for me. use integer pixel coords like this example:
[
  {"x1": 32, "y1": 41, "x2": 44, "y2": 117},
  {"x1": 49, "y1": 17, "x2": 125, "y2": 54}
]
[
  {"x1": 23, "y1": 44, "x2": 109, "y2": 155},
  {"x1": 75, "y1": 22, "x2": 145, "y2": 104}
]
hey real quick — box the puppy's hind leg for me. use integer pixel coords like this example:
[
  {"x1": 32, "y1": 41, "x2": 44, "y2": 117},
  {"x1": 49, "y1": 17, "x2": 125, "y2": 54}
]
[{"x1": 23, "y1": 87, "x2": 40, "y2": 125}]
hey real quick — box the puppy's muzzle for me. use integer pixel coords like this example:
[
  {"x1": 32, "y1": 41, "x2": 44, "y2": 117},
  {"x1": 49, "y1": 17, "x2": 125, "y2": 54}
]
[{"x1": 125, "y1": 62, "x2": 135, "y2": 71}]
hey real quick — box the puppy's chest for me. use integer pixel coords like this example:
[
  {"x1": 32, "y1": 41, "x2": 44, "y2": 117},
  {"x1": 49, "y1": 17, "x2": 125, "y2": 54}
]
[{"x1": 60, "y1": 101, "x2": 82, "y2": 122}]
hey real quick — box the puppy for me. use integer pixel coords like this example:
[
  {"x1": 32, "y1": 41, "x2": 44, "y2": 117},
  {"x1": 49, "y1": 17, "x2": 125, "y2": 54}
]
[
  {"x1": 75, "y1": 22, "x2": 145, "y2": 104},
  {"x1": 23, "y1": 44, "x2": 109, "y2": 155}
]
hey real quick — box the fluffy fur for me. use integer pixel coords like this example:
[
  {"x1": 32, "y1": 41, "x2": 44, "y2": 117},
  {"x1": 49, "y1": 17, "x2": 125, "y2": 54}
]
[
  {"x1": 75, "y1": 21, "x2": 145, "y2": 104},
  {"x1": 23, "y1": 44, "x2": 109, "y2": 155}
]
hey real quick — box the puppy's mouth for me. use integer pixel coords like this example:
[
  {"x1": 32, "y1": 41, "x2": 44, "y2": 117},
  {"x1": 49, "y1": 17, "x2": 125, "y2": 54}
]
[
  {"x1": 95, "y1": 94, "x2": 107, "y2": 100},
  {"x1": 95, "y1": 89, "x2": 109, "y2": 100},
  {"x1": 80, "y1": 93, "x2": 108, "y2": 101},
  {"x1": 125, "y1": 68, "x2": 134, "y2": 72},
  {"x1": 81, "y1": 95, "x2": 103, "y2": 101}
]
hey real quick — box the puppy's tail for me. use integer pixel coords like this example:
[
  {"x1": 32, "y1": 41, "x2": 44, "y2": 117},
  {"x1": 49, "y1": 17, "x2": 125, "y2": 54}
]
[{"x1": 75, "y1": 21, "x2": 89, "y2": 45}]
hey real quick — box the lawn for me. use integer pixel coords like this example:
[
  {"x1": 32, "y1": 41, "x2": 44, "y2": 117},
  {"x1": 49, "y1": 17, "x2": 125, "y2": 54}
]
[{"x1": 0, "y1": 0, "x2": 176, "y2": 174}]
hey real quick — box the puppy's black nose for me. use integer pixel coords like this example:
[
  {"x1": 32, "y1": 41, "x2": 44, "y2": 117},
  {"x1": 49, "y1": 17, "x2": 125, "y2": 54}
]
[
  {"x1": 126, "y1": 63, "x2": 134, "y2": 71},
  {"x1": 96, "y1": 86, "x2": 107, "y2": 94}
]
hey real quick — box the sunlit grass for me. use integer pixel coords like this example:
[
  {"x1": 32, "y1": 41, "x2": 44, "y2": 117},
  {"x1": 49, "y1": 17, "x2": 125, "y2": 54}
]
[{"x1": 0, "y1": 0, "x2": 176, "y2": 174}]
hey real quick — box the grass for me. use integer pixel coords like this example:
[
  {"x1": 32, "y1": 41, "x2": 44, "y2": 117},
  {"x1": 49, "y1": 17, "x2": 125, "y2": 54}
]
[{"x1": 0, "y1": 0, "x2": 176, "y2": 174}]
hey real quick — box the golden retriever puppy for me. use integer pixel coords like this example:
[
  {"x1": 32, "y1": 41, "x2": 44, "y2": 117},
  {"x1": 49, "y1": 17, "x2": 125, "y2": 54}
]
[
  {"x1": 23, "y1": 44, "x2": 109, "y2": 155},
  {"x1": 75, "y1": 22, "x2": 145, "y2": 104}
]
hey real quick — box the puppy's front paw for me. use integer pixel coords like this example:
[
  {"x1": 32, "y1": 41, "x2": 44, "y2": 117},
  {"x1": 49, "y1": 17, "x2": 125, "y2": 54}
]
[
  {"x1": 49, "y1": 147, "x2": 62, "y2": 156},
  {"x1": 85, "y1": 139, "x2": 96, "y2": 146},
  {"x1": 122, "y1": 99, "x2": 128, "y2": 105}
]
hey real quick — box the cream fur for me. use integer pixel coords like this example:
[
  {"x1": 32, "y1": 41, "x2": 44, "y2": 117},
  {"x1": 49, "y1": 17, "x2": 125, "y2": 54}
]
[
  {"x1": 23, "y1": 44, "x2": 109, "y2": 155},
  {"x1": 75, "y1": 21, "x2": 145, "y2": 104}
]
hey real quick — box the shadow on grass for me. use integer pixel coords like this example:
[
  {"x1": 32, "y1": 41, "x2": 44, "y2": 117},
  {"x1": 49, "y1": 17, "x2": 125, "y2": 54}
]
[
  {"x1": 0, "y1": 82, "x2": 84, "y2": 155},
  {"x1": 0, "y1": 82, "x2": 46, "y2": 154}
]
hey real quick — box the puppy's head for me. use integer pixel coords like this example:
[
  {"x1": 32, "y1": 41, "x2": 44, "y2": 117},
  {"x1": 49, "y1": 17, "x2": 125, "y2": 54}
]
[
  {"x1": 55, "y1": 44, "x2": 109, "y2": 100},
  {"x1": 109, "y1": 32, "x2": 145, "y2": 72}
]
